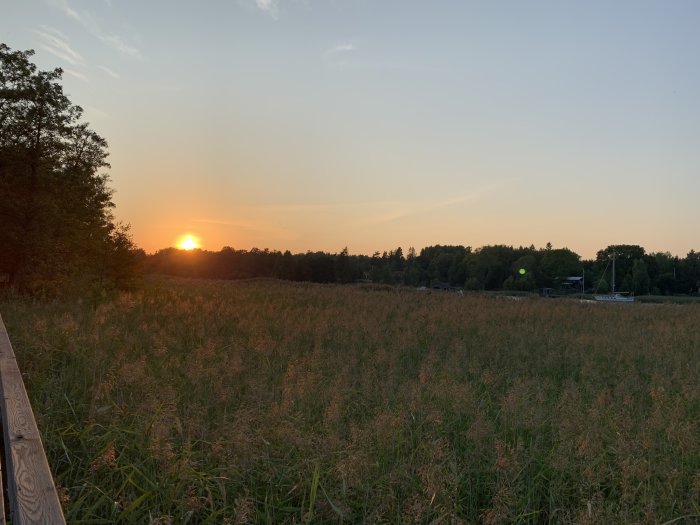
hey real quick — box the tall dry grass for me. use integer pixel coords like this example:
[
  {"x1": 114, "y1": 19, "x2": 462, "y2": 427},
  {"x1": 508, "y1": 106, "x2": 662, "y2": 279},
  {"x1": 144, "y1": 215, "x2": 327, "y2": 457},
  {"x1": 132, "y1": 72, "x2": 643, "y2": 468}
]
[{"x1": 1, "y1": 277, "x2": 699, "y2": 523}]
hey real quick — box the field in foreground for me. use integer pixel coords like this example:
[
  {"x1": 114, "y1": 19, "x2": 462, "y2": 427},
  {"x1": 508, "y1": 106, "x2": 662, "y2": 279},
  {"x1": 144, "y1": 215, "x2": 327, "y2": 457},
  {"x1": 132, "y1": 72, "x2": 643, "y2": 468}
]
[{"x1": 1, "y1": 278, "x2": 699, "y2": 524}]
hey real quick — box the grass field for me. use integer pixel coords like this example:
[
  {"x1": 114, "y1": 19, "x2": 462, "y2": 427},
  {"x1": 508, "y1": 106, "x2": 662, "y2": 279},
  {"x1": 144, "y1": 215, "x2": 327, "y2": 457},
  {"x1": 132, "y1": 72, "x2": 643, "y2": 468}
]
[{"x1": 1, "y1": 277, "x2": 699, "y2": 524}]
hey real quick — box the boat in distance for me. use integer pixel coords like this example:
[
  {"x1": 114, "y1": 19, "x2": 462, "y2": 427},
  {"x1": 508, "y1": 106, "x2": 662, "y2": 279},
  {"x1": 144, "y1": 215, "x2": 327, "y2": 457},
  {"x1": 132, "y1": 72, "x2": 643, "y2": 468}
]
[
  {"x1": 594, "y1": 251, "x2": 635, "y2": 303},
  {"x1": 593, "y1": 291, "x2": 634, "y2": 302}
]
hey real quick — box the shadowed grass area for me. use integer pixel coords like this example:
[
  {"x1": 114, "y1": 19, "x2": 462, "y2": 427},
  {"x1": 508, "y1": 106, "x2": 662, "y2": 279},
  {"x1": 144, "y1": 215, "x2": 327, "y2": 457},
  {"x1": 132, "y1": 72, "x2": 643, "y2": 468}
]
[{"x1": 2, "y1": 276, "x2": 700, "y2": 523}]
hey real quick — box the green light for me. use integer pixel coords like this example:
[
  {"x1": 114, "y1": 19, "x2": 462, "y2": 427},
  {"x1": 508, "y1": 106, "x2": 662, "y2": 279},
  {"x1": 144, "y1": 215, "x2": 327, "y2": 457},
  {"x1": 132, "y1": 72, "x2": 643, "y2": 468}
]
[{"x1": 519, "y1": 268, "x2": 526, "y2": 275}]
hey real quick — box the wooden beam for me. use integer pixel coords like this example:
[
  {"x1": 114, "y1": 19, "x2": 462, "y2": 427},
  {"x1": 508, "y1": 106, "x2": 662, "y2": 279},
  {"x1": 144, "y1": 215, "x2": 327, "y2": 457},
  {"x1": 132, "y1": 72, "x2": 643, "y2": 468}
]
[
  {"x1": 0, "y1": 315, "x2": 65, "y2": 525},
  {"x1": 0, "y1": 421, "x2": 5, "y2": 524}
]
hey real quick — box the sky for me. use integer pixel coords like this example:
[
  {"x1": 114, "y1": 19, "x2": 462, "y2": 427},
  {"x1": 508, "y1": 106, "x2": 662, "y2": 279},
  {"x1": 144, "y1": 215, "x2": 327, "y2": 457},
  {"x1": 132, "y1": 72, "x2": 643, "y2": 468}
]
[{"x1": 2, "y1": 0, "x2": 699, "y2": 258}]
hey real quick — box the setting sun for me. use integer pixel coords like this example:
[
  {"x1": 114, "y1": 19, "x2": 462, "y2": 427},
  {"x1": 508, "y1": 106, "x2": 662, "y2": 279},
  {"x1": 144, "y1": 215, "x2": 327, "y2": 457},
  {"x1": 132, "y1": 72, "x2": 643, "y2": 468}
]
[{"x1": 176, "y1": 234, "x2": 201, "y2": 251}]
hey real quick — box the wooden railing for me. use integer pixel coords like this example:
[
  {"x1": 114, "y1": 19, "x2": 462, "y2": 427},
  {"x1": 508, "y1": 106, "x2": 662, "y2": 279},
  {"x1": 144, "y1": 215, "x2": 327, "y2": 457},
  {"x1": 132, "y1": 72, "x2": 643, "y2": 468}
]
[{"x1": 0, "y1": 315, "x2": 65, "y2": 524}]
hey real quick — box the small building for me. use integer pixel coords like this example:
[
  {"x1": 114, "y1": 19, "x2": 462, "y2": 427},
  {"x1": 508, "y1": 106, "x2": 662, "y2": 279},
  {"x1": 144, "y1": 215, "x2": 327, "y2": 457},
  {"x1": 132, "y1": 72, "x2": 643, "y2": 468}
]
[
  {"x1": 539, "y1": 287, "x2": 557, "y2": 298},
  {"x1": 561, "y1": 276, "x2": 584, "y2": 293}
]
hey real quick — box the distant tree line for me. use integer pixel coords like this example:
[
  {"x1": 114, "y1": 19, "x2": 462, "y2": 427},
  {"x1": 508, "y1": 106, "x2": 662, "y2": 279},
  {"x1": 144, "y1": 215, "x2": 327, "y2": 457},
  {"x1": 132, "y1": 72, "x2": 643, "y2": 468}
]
[{"x1": 144, "y1": 243, "x2": 700, "y2": 296}]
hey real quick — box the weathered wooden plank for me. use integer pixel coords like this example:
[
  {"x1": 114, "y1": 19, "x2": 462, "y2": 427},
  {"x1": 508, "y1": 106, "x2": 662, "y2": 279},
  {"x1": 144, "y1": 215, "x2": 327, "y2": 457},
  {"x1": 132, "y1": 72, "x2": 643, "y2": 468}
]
[
  {"x1": 0, "y1": 315, "x2": 65, "y2": 525},
  {"x1": 0, "y1": 419, "x2": 5, "y2": 525}
]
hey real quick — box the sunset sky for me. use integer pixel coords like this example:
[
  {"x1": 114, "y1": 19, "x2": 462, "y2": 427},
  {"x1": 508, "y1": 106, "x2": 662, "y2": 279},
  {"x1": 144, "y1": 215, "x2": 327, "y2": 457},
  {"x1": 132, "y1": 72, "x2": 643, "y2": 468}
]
[{"x1": 3, "y1": 0, "x2": 699, "y2": 258}]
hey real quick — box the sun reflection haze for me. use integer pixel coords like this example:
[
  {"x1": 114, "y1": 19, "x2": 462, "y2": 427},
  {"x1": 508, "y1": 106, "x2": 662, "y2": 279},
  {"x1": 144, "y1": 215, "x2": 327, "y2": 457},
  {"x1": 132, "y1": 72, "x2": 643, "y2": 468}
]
[{"x1": 176, "y1": 234, "x2": 201, "y2": 251}]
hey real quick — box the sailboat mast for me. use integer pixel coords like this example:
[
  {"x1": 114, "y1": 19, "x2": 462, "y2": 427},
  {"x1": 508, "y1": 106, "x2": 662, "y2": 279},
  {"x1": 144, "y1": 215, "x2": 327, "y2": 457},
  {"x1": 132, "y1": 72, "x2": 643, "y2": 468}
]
[{"x1": 611, "y1": 252, "x2": 616, "y2": 294}]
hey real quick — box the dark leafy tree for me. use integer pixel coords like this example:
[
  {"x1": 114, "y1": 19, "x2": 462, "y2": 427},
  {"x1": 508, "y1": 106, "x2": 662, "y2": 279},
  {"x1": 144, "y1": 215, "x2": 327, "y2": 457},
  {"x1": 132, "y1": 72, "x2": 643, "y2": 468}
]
[
  {"x1": 679, "y1": 250, "x2": 700, "y2": 294},
  {"x1": 0, "y1": 43, "x2": 137, "y2": 293},
  {"x1": 468, "y1": 245, "x2": 516, "y2": 290},
  {"x1": 631, "y1": 258, "x2": 650, "y2": 295},
  {"x1": 334, "y1": 247, "x2": 350, "y2": 282},
  {"x1": 594, "y1": 245, "x2": 645, "y2": 292},
  {"x1": 620, "y1": 273, "x2": 634, "y2": 293},
  {"x1": 507, "y1": 254, "x2": 537, "y2": 290},
  {"x1": 539, "y1": 248, "x2": 581, "y2": 287},
  {"x1": 403, "y1": 247, "x2": 421, "y2": 286},
  {"x1": 389, "y1": 247, "x2": 404, "y2": 272},
  {"x1": 596, "y1": 277, "x2": 610, "y2": 294}
]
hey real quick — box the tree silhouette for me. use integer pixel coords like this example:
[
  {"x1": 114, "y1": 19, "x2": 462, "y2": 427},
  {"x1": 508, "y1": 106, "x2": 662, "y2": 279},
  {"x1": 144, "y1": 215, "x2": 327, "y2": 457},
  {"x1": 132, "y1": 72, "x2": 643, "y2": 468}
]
[{"x1": 0, "y1": 44, "x2": 136, "y2": 293}]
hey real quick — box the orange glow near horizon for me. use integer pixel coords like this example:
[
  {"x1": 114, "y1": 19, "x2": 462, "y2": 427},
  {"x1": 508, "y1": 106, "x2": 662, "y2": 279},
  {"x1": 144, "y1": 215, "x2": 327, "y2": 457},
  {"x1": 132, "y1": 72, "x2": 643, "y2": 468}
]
[{"x1": 176, "y1": 234, "x2": 201, "y2": 251}]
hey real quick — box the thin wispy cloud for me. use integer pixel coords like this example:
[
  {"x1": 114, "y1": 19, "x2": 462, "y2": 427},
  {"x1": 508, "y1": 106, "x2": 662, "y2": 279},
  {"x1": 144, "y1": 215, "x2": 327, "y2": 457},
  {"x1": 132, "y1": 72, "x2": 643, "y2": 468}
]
[
  {"x1": 35, "y1": 27, "x2": 84, "y2": 66},
  {"x1": 98, "y1": 34, "x2": 142, "y2": 60},
  {"x1": 323, "y1": 44, "x2": 357, "y2": 60},
  {"x1": 322, "y1": 41, "x2": 436, "y2": 72},
  {"x1": 192, "y1": 218, "x2": 295, "y2": 238},
  {"x1": 97, "y1": 65, "x2": 119, "y2": 78},
  {"x1": 52, "y1": 0, "x2": 81, "y2": 21},
  {"x1": 358, "y1": 183, "x2": 506, "y2": 227},
  {"x1": 256, "y1": 0, "x2": 279, "y2": 18},
  {"x1": 141, "y1": 83, "x2": 184, "y2": 93},
  {"x1": 229, "y1": 202, "x2": 355, "y2": 214},
  {"x1": 193, "y1": 219, "x2": 241, "y2": 226},
  {"x1": 50, "y1": 0, "x2": 144, "y2": 60},
  {"x1": 82, "y1": 105, "x2": 110, "y2": 119},
  {"x1": 65, "y1": 68, "x2": 88, "y2": 81}
]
